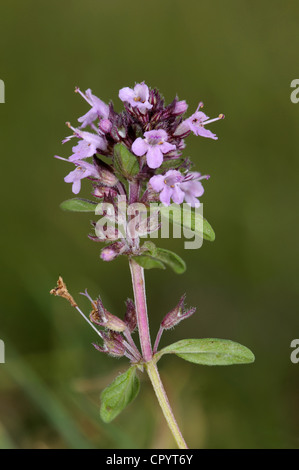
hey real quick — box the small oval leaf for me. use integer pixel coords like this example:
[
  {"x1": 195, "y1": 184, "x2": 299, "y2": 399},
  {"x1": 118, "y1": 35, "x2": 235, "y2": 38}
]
[
  {"x1": 154, "y1": 248, "x2": 186, "y2": 274},
  {"x1": 100, "y1": 367, "x2": 140, "y2": 423},
  {"x1": 60, "y1": 198, "x2": 97, "y2": 212},
  {"x1": 114, "y1": 143, "x2": 140, "y2": 179},
  {"x1": 142, "y1": 243, "x2": 186, "y2": 274},
  {"x1": 157, "y1": 338, "x2": 255, "y2": 366},
  {"x1": 132, "y1": 255, "x2": 166, "y2": 270},
  {"x1": 157, "y1": 157, "x2": 184, "y2": 171},
  {"x1": 160, "y1": 204, "x2": 215, "y2": 242}
]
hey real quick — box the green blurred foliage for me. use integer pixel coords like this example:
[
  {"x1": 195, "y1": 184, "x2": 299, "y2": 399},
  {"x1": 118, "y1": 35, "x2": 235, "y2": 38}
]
[{"x1": 0, "y1": 0, "x2": 298, "y2": 449}]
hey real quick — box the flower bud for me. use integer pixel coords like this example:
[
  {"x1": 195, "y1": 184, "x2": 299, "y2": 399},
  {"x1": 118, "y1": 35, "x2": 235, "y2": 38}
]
[
  {"x1": 173, "y1": 100, "x2": 188, "y2": 116},
  {"x1": 124, "y1": 298, "x2": 137, "y2": 332},
  {"x1": 99, "y1": 118, "x2": 112, "y2": 134},
  {"x1": 100, "y1": 241, "x2": 127, "y2": 262},
  {"x1": 92, "y1": 185, "x2": 118, "y2": 199},
  {"x1": 161, "y1": 294, "x2": 196, "y2": 330},
  {"x1": 93, "y1": 156, "x2": 119, "y2": 187}
]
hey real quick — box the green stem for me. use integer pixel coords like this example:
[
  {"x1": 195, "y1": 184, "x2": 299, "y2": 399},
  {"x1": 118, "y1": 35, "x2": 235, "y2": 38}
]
[
  {"x1": 128, "y1": 182, "x2": 187, "y2": 448},
  {"x1": 146, "y1": 361, "x2": 188, "y2": 449}
]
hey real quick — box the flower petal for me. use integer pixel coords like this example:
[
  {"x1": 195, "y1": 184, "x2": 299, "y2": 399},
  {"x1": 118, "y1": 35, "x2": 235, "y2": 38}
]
[
  {"x1": 69, "y1": 140, "x2": 94, "y2": 161},
  {"x1": 149, "y1": 174, "x2": 165, "y2": 192},
  {"x1": 132, "y1": 138, "x2": 148, "y2": 156},
  {"x1": 195, "y1": 128, "x2": 218, "y2": 140},
  {"x1": 184, "y1": 193, "x2": 200, "y2": 207},
  {"x1": 119, "y1": 87, "x2": 135, "y2": 103},
  {"x1": 159, "y1": 141, "x2": 176, "y2": 154},
  {"x1": 146, "y1": 146, "x2": 164, "y2": 169},
  {"x1": 64, "y1": 168, "x2": 78, "y2": 183},
  {"x1": 160, "y1": 186, "x2": 173, "y2": 206},
  {"x1": 78, "y1": 109, "x2": 98, "y2": 128},
  {"x1": 180, "y1": 180, "x2": 204, "y2": 198},
  {"x1": 134, "y1": 83, "x2": 149, "y2": 102},
  {"x1": 72, "y1": 179, "x2": 81, "y2": 194},
  {"x1": 171, "y1": 186, "x2": 185, "y2": 205}
]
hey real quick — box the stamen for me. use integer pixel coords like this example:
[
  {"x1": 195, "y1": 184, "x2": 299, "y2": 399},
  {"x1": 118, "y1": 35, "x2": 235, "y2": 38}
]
[
  {"x1": 54, "y1": 155, "x2": 71, "y2": 162},
  {"x1": 74, "y1": 87, "x2": 93, "y2": 106},
  {"x1": 195, "y1": 101, "x2": 204, "y2": 112},
  {"x1": 204, "y1": 114, "x2": 225, "y2": 126},
  {"x1": 202, "y1": 114, "x2": 224, "y2": 126}
]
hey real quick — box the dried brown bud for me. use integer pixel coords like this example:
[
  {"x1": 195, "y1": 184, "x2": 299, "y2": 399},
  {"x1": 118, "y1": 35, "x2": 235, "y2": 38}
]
[{"x1": 50, "y1": 276, "x2": 77, "y2": 307}]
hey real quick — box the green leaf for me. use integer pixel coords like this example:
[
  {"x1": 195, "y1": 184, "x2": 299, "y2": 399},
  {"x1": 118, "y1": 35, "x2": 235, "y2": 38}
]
[
  {"x1": 157, "y1": 158, "x2": 184, "y2": 171},
  {"x1": 143, "y1": 244, "x2": 186, "y2": 274},
  {"x1": 132, "y1": 255, "x2": 166, "y2": 270},
  {"x1": 60, "y1": 198, "x2": 97, "y2": 212},
  {"x1": 157, "y1": 338, "x2": 255, "y2": 366},
  {"x1": 160, "y1": 204, "x2": 215, "y2": 242},
  {"x1": 100, "y1": 367, "x2": 140, "y2": 423},
  {"x1": 114, "y1": 143, "x2": 140, "y2": 179}
]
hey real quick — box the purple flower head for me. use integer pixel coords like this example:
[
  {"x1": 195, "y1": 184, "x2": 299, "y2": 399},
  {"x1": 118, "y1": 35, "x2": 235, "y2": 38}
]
[
  {"x1": 175, "y1": 102, "x2": 224, "y2": 140},
  {"x1": 119, "y1": 82, "x2": 153, "y2": 113},
  {"x1": 64, "y1": 160, "x2": 99, "y2": 194},
  {"x1": 132, "y1": 130, "x2": 176, "y2": 169},
  {"x1": 75, "y1": 87, "x2": 110, "y2": 128},
  {"x1": 149, "y1": 170, "x2": 209, "y2": 207}
]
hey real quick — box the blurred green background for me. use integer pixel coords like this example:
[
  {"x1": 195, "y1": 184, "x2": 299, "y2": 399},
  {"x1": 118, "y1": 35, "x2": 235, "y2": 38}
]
[{"x1": 0, "y1": 0, "x2": 298, "y2": 449}]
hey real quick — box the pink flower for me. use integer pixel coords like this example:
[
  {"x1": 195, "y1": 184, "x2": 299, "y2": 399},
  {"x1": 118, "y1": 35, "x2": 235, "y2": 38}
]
[
  {"x1": 175, "y1": 102, "x2": 224, "y2": 140},
  {"x1": 64, "y1": 160, "x2": 99, "y2": 194},
  {"x1": 75, "y1": 88, "x2": 110, "y2": 128},
  {"x1": 64, "y1": 123, "x2": 107, "y2": 162},
  {"x1": 149, "y1": 170, "x2": 209, "y2": 207},
  {"x1": 132, "y1": 130, "x2": 176, "y2": 169},
  {"x1": 119, "y1": 82, "x2": 153, "y2": 113}
]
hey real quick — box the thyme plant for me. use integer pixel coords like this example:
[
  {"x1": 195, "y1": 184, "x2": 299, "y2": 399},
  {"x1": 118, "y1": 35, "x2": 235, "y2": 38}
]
[{"x1": 50, "y1": 82, "x2": 255, "y2": 449}]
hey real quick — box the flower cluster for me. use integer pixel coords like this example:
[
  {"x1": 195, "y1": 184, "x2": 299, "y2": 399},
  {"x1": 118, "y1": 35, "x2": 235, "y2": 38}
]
[{"x1": 55, "y1": 82, "x2": 223, "y2": 259}]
